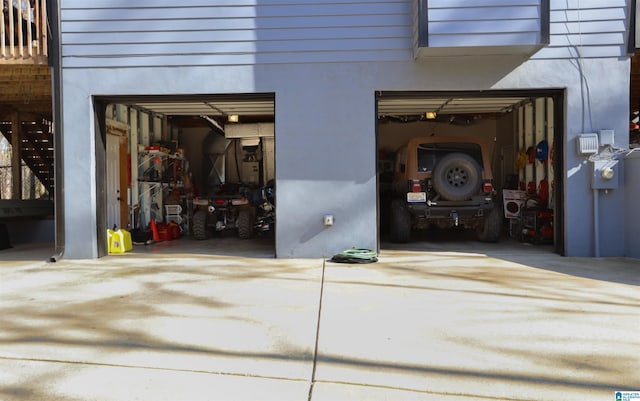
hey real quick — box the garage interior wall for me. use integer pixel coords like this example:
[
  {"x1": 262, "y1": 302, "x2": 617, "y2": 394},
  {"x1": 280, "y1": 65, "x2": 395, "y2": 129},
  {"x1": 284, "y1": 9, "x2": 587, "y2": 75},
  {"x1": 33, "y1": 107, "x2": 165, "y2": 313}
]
[{"x1": 102, "y1": 104, "x2": 175, "y2": 233}]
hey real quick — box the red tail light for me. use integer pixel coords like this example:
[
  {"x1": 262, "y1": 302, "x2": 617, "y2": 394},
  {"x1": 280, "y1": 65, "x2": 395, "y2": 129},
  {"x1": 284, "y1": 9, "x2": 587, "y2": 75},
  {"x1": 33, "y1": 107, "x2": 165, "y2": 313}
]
[
  {"x1": 214, "y1": 199, "x2": 226, "y2": 205},
  {"x1": 412, "y1": 180, "x2": 422, "y2": 192},
  {"x1": 483, "y1": 181, "x2": 493, "y2": 193}
]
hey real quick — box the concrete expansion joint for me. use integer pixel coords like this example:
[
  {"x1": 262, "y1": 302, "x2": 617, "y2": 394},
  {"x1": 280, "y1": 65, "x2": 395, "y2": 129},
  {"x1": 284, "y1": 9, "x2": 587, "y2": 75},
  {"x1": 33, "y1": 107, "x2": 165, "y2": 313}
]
[
  {"x1": 0, "y1": 355, "x2": 306, "y2": 383},
  {"x1": 308, "y1": 378, "x2": 534, "y2": 401},
  {"x1": 308, "y1": 258, "x2": 326, "y2": 401}
]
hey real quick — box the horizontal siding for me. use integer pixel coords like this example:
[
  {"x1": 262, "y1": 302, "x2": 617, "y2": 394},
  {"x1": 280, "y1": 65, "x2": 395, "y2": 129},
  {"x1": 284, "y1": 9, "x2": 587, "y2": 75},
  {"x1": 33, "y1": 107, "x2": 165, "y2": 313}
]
[
  {"x1": 428, "y1": 33, "x2": 541, "y2": 48},
  {"x1": 63, "y1": 27, "x2": 411, "y2": 44},
  {"x1": 62, "y1": 15, "x2": 410, "y2": 33},
  {"x1": 60, "y1": 0, "x2": 631, "y2": 67},
  {"x1": 59, "y1": 1, "x2": 413, "y2": 68},
  {"x1": 428, "y1": 0, "x2": 539, "y2": 6},
  {"x1": 426, "y1": 1, "x2": 543, "y2": 48},
  {"x1": 533, "y1": 0, "x2": 629, "y2": 59}
]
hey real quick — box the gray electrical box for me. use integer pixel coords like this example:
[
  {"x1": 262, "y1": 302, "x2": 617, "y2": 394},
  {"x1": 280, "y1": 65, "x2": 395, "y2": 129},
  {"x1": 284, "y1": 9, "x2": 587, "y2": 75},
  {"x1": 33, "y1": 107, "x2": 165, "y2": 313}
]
[{"x1": 592, "y1": 160, "x2": 619, "y2": 190}]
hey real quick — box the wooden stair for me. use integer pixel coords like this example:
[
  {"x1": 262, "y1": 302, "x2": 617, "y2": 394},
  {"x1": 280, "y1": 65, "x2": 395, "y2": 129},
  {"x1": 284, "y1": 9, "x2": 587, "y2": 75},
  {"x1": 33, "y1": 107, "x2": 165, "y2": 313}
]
[
  {"x1": 0, "y1": 117, "x2": 53, "y2": 196},
  {"x1": 20, "y1": 119, "x2": 53, "y2": 194},
  {"x1": 0, "y1": 62, "x2": 53, "y2": 199}
]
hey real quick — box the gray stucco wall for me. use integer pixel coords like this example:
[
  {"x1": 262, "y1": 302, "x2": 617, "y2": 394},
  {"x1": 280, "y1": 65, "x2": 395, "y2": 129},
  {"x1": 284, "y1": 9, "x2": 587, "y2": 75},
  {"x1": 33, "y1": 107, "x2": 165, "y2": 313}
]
[{"x1": 60, "y1": 55, "x2": 630, "y2": 258}]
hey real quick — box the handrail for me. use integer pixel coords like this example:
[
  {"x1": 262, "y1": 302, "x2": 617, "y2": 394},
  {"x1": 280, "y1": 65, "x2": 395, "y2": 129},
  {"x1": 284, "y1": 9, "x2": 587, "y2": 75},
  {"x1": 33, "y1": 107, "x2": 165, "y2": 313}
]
[{"x1": 0, "y1": 0, "x2": 48, "y2": 62}]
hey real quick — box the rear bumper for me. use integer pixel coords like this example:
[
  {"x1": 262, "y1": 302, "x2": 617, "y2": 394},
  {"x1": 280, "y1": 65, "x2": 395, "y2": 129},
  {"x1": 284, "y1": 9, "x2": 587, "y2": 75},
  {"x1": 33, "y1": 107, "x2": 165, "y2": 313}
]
[{"x1": 407, "y1": 198, "x2": 495, "y2": 220}]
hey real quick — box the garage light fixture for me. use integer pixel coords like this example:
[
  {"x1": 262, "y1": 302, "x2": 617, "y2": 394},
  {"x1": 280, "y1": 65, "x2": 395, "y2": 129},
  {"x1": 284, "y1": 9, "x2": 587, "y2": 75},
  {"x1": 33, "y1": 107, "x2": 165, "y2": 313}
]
[
  {"x1": 425, "y1": 112, "x2": 437, "y2": 119},
  {"x1": 227, "y1": 114, "x2": 239, "y2": 123}
]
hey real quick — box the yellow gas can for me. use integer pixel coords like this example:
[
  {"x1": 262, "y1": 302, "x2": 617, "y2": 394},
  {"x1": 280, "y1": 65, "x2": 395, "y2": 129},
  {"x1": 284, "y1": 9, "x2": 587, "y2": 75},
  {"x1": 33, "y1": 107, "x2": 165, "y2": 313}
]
[{"x1": 108, "y1": 229, "x2": 133, "y2": 253}]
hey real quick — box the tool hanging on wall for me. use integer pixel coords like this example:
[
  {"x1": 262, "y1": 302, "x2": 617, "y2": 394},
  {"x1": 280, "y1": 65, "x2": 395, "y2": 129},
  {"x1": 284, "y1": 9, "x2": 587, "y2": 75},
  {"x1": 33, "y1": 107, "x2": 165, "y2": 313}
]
[
  {"x1": 515, "y1": 149, "x2": 527, "y2": 170},
  {"x1": 536, "y1": 140, "x2": 549, "y2": 163},
  {"x1": 526, "y1": 146, "x2": 536, "y2": 164}
]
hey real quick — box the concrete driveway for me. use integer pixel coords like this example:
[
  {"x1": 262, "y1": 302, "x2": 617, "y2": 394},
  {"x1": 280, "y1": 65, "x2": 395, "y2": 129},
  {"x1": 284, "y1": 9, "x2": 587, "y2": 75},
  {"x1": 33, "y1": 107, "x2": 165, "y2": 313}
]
[{"x1": 0, "y1": 239, "x2": 639, "y2": 400}]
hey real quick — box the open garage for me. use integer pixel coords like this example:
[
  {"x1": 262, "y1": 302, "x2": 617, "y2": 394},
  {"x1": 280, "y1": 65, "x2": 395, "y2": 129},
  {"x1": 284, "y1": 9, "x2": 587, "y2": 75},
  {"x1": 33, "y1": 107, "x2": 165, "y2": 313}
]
[
  {"x1": 376, "y1": 90, "x2": 564, "y2": 254},
  {"x1": 95, "y1": 94, "x2": 276, "y2": 256}
]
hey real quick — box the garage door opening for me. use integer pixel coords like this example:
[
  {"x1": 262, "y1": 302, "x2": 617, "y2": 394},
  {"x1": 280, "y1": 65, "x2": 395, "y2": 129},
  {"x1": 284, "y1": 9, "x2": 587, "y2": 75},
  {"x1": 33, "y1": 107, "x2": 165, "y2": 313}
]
[
  {"x1": 95, "y1": 94, "x2": 276, "y2": 258},
  {"x1": 376, "y1": 90, "x2": 564, "y2": 255}
]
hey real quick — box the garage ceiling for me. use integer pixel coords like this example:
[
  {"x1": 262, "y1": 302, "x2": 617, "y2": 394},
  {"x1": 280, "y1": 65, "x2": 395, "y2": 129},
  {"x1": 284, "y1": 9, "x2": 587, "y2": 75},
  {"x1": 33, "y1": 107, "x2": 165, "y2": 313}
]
[
  {"x1": 377, "y1": 96, "x2": 530, "y2": 116},
  {"x1": 135, "y1": 99, "x2": 275, "y2": 117},
  {"x1": 119, "y1": 93, "x2": 533, "y2": 128}
]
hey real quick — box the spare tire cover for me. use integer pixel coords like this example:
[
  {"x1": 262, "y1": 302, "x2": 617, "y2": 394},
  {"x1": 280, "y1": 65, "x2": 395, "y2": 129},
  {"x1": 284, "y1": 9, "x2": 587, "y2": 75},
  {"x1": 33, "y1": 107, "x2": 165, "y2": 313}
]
[{"x1": 432, "y1": 152, "x2": 482, "y2": 201}]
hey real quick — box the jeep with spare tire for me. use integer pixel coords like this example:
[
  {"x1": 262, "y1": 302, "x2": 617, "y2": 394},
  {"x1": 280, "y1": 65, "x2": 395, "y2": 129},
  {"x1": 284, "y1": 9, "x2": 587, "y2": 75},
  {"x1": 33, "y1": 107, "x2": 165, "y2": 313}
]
[{"x1": 389, "y1": 136, "x2": 502, "y2": 243}]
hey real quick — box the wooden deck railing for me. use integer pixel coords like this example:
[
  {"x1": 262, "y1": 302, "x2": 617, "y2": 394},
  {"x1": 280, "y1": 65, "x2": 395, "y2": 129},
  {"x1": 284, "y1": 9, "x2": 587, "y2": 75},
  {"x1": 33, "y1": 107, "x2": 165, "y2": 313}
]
[{"x1": 0, "y1": 0, "x2": 47, "y2": 63}]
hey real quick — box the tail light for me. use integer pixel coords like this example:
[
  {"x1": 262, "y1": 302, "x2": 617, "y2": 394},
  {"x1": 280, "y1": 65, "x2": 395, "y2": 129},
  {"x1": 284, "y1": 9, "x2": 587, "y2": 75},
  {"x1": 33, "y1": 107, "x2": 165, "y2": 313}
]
[
  {"x1": 483, "y1": 181, "x2": 494, "y2": 193},
  {"x1": 411, "y1": 180, "x2": 422, "y2": 192},
  {"x1": 214, "y1": 199, "x2": 226, "y2": 205}
]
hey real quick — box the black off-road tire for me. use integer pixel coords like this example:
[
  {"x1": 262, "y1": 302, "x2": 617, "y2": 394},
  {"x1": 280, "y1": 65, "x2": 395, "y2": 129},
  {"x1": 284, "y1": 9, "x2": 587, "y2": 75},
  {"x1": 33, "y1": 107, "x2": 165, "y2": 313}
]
[
  {"x1": 432, "y1": 153, "x2": 482, "y2": 201},
  {"x1": 192, "y1": 209, "x2": 209, "y2": 240},
  {"x1": 476, "y1": 207, "x2": 503, "y2": 242},
  {"x1": 237, "y1": 208, "x2": 255, "y2": 239},
  {"x1": 390, "y1": 199, "x2": 411, "y2": 243}
]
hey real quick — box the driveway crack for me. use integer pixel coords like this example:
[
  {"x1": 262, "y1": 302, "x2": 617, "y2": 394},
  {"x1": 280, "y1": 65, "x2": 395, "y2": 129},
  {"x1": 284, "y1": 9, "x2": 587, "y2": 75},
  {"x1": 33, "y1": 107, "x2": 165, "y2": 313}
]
[{"x1": 308, "y1": 258, "x2": 326, "y2": 401}]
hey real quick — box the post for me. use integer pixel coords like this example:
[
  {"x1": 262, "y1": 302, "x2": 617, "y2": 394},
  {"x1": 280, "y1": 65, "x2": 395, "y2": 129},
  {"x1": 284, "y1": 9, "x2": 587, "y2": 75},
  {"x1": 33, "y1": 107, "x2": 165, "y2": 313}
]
[{"x1": 11, "y1": 111, "x2": 22, "y2": 199}]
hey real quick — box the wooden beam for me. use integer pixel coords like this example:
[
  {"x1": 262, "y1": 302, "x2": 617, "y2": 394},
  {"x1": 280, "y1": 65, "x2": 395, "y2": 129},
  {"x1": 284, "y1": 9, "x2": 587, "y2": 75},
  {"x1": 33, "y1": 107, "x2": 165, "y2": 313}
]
[
  {"x1": 0, "y1": 103, "x2": 52, "y2": 117},
  {"x1": 10, "y1": 111, "x2": 21, "y2": 199}
]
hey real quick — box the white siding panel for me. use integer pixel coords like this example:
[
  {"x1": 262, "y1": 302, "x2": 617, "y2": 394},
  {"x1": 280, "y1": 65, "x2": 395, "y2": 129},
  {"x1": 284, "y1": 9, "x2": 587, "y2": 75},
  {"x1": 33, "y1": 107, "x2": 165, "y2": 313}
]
[
  {"x1": 418, "y1": 0, "x2": 629, "y2": 59},
  {"x1": 558, "y1": 0, "x2": 626, "y2": 8},
  {"x1": 60, "y1": 1, "x2": 413, "y2": 68},
  {"x1": 60, "y1": 0, "x2": 631, "y2": 66},
  {"x1": 62, "y1": 3, "x2": 410, "y2": 20},
  {"x1": 534, "y1": 45, "x2": 627, "y2": 58},
  {"x1": 429, "y1": 6, "x2": 540, "y2": 21},
  {"x1": 550, "y1": 20, "x2": 627, "y2": 35},
  {"x1": 429, "y1": 20, "x2": 540, "y2": 35},
  {"x1": 60, "y1": 50, "x2": 414, "y2": 68},
  {"x1": 63, "y1": 38, "x2": 409, "y2": 57},
  {"x1": 534, "y1": 0, "x2": 628, "y2": 59},
  {"x1": 63, "y1": 15, "x2": 411, "y2": 33},
  {"x1": 551, "y1": 33, "x2": 625, "y2": 46},
  {"x1": 429, "y1": 33, "x2": 541, "y2": 48},
  {"x1": 550, "y1": 9, "x2": 627, "y2": 22},
  {"x1": 62, "y1": 0, "x2": 402, "y2": 6},
  {"x1": 425, "y1": 1, "x2": 544, "y2": 48},
  {"x1": 63, "y1": 27, "x2": 410, "y2": 45},
  {"x1": 429, "y1": 0, "x2": 539, "y2": 7}
]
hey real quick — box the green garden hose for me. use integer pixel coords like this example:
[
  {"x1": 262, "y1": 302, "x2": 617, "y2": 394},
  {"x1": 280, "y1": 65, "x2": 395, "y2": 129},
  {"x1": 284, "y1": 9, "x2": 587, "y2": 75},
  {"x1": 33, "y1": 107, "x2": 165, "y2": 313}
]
[{"x1": 329, "y1": 248, "x2": 378, "y2": 263}]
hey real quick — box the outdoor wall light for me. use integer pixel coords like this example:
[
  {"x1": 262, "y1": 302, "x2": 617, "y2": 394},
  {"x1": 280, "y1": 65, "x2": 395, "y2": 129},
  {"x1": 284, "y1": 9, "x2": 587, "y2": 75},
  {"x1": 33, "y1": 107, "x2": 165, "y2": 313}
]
[
  {"x1": 227, "y1": 114, "x2": 239, "y2": 123},
  {"x1": 425, "y1": 112, "x2": 437, "y2": 119}
]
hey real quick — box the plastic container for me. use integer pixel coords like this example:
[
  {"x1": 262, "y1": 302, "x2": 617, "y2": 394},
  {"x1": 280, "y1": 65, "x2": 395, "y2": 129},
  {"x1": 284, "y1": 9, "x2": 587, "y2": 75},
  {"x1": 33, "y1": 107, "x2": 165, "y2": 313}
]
[
  {"x1": 165, "y1": 205, "x2": 182, "y2": 215},
  {"x1": 168, "y1": 222, "x2": 180, "y2": 239},
  {"x1": 157, "y1": 225, "x2": 172, "y2": 241},
  {"x1": 108, "y1": 229, "x2": 132, "y2": 253}
]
